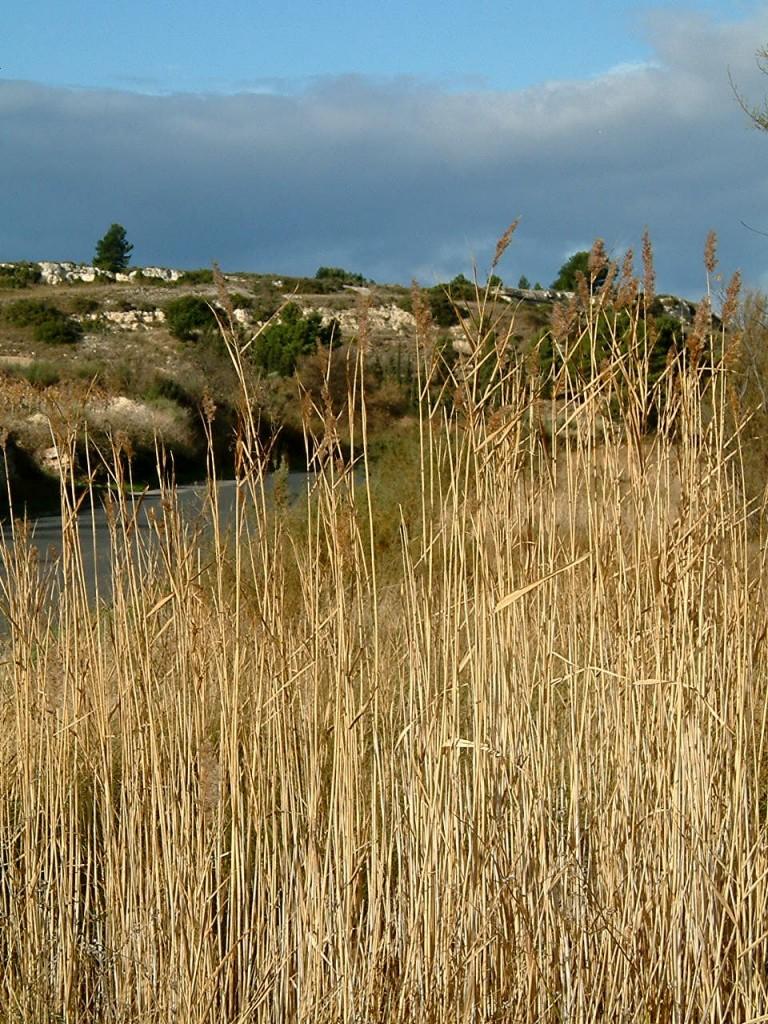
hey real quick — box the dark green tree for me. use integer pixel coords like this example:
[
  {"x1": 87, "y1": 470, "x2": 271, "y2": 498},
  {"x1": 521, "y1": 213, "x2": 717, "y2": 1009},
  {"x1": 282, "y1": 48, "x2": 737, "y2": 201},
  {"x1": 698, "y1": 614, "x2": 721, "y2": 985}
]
[
  {"x1": 551, "y1": 251, "x2": 590, "y2": 291},
  {"x1": 426, "y1": 287, "x2": 466, "y2": 327},
  {"x1": 517, "y1": 275, "x2": 531, "y2": 289},
  {"x1": 165, "y1": 295, "x2": 218, "y2": 342},
  {"x1": 93, "y1": 224, "x2": 133, "y2": 273},
  {"x1": 253, "y1": 303, "x2": 340, "y2": 376}
]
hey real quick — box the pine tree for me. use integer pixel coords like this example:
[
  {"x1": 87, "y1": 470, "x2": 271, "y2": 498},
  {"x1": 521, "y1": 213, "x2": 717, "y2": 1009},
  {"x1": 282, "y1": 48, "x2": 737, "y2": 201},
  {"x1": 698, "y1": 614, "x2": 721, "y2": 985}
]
[
  {"x1": 551, "y1": 251, "x2": 590, "y2": 291},
  {"x1": 93, "y1": 224, "x2": 133, "y2": 273}
]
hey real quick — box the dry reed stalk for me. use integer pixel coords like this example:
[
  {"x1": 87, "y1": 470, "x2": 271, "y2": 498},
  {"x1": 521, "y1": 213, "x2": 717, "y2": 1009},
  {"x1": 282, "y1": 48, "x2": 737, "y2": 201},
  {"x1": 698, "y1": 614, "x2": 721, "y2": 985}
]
[{"x1": 0, "y1": 249, "x2": 766, "y2": 1023}]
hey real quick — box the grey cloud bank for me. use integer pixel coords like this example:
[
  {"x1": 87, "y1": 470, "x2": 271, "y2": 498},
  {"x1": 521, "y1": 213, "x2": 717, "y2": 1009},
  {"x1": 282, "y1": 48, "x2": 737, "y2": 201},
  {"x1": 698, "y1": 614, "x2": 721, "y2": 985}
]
[{"x1": 2, "y1": 8, "x2": 768, "y2": 299}]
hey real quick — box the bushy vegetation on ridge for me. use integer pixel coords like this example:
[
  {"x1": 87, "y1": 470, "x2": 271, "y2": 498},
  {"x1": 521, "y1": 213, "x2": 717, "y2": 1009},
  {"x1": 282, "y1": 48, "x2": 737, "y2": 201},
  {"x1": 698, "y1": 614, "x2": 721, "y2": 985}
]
[{"x1": 0, "y1": 261, "x2": 42, "y2": 289}]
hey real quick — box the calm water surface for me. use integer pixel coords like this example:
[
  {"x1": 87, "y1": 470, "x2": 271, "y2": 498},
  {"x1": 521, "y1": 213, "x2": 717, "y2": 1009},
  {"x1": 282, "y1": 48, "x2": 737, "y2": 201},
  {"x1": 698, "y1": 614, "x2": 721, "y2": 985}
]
[{"x1": 0, "y1": 475, "x2": 313, "y2": 632}]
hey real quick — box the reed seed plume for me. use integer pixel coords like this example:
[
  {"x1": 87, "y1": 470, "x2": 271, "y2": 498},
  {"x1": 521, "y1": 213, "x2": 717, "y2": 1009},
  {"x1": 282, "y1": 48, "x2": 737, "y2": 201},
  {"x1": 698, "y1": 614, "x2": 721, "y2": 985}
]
[
  {"x1": 588, "y1": 236, "x2": 607, "y2": 277},
  {"x1": 642, "y1": 227, "x2": 656, "y2": 304},
  {"x1": 687, "y1": 294, "x2": 711, "y2": 368},
  {"x1": 491, "y1": 218, "x2": 519, "y2": 270},
  {"x1": 722, "y1": 269, "x2": 743, "y2": 329},
  {"x1": 615, "y1": 247, "x2": 637, "y2": 310},
  {"x1": 704, "y1": 228, "x2": 718, "y2": 275},
  {"x1": 212, "y1": 260, "x2": 235, "y2": 324}
]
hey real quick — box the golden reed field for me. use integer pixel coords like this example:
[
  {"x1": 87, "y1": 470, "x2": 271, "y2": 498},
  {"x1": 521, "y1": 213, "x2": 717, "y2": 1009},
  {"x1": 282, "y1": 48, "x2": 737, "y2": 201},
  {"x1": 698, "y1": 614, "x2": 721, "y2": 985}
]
[{"x1": 1, "y1": 241, "x2": 768, "y2": 1023}]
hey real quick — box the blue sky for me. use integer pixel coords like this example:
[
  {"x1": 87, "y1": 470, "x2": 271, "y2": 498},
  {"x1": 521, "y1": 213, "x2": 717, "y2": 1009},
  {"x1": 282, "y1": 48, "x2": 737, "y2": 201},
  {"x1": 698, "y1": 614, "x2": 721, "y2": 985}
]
[
  {"x1": 4, "y1": 0, "x2": 761, "y2": 93},
  {"x1": 2, "y1": 1, "x2": 768, "y2": 295}
]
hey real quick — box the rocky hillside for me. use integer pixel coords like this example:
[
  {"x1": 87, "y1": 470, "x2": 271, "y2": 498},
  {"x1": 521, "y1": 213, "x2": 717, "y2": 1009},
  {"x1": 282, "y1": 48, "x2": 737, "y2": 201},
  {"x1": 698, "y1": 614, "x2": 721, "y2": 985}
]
[{"x1": 0, "y1": 261, "x2": 701, "y2": 516}]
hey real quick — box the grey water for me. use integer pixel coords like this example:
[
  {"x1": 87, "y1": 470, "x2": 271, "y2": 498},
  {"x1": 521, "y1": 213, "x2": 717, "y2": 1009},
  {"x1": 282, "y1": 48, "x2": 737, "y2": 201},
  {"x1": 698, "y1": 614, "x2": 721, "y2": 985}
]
[{"x1": 0, "y1": 475, "x2": 313, "y2": 634}]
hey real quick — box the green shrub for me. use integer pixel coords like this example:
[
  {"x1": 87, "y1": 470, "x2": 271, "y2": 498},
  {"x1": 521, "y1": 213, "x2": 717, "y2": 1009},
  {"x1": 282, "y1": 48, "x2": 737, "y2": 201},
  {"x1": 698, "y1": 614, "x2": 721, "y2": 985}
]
[
  {"x1": 228, "y1": 293, "x2": 253, "y2": 311},
  {"x1": 536, "y1": 303, "x2": 690, "y2": 400},
  {"x1": 0, "y1": 359, "x2": 63, "y2": 387},
  {"x1": 112, "y1": 298, "x2": 154, "y2": 313},
  {"x1": 108, "y1": 359, "x2": 136, "y2": 393},
  {"x1": 252, "y1": 300, "x2": 280, "y2": 322},
  {"x1": 144, "y1": 374, "x2": 199, "y2": 408},
  {"x1": 34, "y1": 317, "x2": 83, "y2": 345},
  {"x1": 253, "y1": 302, "x2": 340, "y2": 376},
  {"x1": 426, "y1": 287, "x2": 468, "y2": 327},
  {"x1": 4, "y1": 299, "x2": 60, "y2": 327},
  {"x1": 447, "y1": 273, "x2": 476, "y2": 301},
  {"x1": 4, "y1": 299, "x2": 82, "y2": 344},
  {"x1": 23, "y1": 361, "x2": 61, "y2": 387},
  {"x1": 68, "y1": 296, "x2": 101, "y2": 315},
  {"x1": 315, "y1": 266, "x2": 368, "y2": 286},
  {"x1": 0, "y1": 262, "x2": 42, "y2": 289},
  {"x1": 302, "y1": 267, "x2": 372, "y2": 294},
  {"x1": 73, "y1": 361, "x2": 102, "y2": 382},
  {"x1": 178, "y1": 269, "x2": 214, "y2": 285},
  {"x1": 165, "y1": 295, "x2": 218, "y2": 341}
]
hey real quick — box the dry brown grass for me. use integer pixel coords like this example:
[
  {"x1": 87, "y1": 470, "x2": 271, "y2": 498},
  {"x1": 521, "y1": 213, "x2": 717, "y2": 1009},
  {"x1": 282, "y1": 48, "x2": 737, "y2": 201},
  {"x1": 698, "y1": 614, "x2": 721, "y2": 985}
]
[{"x1": 1, "y1": 255, "x2": 767, "y2": 1024}]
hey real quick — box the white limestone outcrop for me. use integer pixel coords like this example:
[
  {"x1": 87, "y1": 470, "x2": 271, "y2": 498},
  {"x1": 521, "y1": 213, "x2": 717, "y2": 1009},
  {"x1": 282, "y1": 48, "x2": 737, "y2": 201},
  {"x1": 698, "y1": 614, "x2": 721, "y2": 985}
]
[
  {"x1": 34, "y1": 262, "x2": 182, "y2": 285},
  {"x1": 38, "y1": 262, "x2": 99, "y2": 285},
  {"x1": 98, "y1": 310, "x2": 166, "y2": 330},
  {"x1": 291, "y1": 302, "x2": 416, "y2": 338}
]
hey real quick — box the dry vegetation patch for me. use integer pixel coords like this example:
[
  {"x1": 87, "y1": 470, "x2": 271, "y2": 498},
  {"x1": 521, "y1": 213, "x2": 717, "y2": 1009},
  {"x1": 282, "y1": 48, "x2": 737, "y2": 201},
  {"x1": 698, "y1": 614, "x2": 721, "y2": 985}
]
[{"x1": 1, "y1": 251, "x2": 767, "y2": 1022}]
